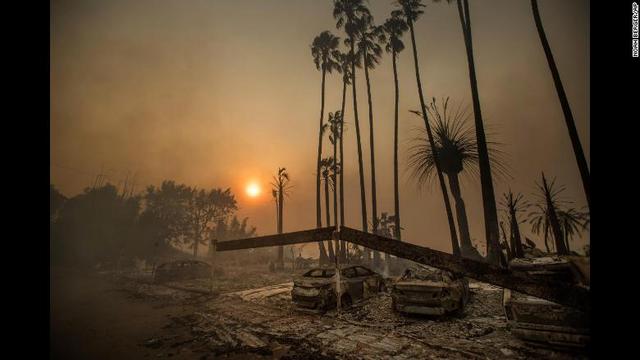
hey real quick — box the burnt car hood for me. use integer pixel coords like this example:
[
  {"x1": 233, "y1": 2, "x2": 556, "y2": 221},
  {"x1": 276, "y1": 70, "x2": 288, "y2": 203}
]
[
  {"x1": 293, "y1": 277, "x2": 334, "y2": 288},
  {"x1": 394, "y1": 280, "x2": 451, "y2": 291}
]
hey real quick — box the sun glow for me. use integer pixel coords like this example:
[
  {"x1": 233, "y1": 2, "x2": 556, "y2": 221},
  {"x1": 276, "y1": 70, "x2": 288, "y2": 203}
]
[{"x1": 246, "y1": 182, "x2": 261, "y2": 198}]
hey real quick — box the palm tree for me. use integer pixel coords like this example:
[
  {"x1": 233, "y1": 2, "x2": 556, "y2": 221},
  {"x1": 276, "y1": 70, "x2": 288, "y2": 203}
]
[
  {"x1": 500, "y1": 190, "x2": 528, "y2": 259},
  {"x1": 396, "y1": 0, "x2": 461, "y2": 257},
  {"x1": 353, "y1": 14, "x2": 386, "y2": 268},
  {"x1": 408, "y1": 98, "x2": 507, "y2": 260},
  {"x1": 271, "y1": 168, "x2": 292, "y2": 268},
  {"x1": 383, "y1": 13, "x2": 409, "y2": 242},
  {"x1": 556, "y1": 207, "x2": 587, "y2": 253},
  {"x1": 311, "y1": 31, "x2": 340, "y2": 232},
  {"x1": 320, "y1": 157, "x2": 336, "y2": 261},
  {"x1": 311, "y1": 32, "x2": 340, "y2": 265},
  {"x1": 335, "y1": 51, "x2": 350, "y2": 228},
  {"x1": 333, "y1": 0, "x2": 370, "y2": 241},
  {"x1": 328, "y1": 111, "x2": 345, "y2": 261},
  {"x1": 530, "y1": 0, "x2": 590, "y2": 211},
  {"x1": 433, "y1": 0, "x2": 502, "y2": 264},
  {"x1": 528, "y1": 173, "x2": 569, "y2": 255}
]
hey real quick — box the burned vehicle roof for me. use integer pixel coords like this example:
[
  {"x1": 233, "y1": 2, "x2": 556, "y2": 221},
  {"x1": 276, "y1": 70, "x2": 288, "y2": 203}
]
[
  {"x1": 392, "y1": 266, "x2": 469, "y2": 316},
  {"x1": 292, "y1": 265, "x2": 385, "y2": 314},
  {"x1": 503, "y1": 256, "x2": 590, "y2": 349}
]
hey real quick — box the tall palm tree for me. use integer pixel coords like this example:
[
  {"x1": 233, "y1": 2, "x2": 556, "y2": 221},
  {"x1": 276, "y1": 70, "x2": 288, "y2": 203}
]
[
  {"x1": 436, "y1": 0, "x2": 502, "y2": 264},
  {"x1": 328, "y1": 111, "x2": 345, "y2": 260},
  {"x1": 271, "y1": 168, "x2": 292, "y2": 268},
  {"x1": 335, "y1": 50, "x2": 353, "y2": 261},
  {"x1": 311, "y1": 31, "x2": 340, "y2": 264},
  {"x1": 333, "y1": 0, "x2": 370, "y2": 240},
  {"x1": 320, "y1": 157, "x2": 336, "y2": 261},
  {"x1": 383, "y1": 13, "x2": 409, "y2": 242},
  {"x1": 353, "y1": 14, "x2": 386, "y2": 267},
  {"x1": 311, "y1": 32, "x2": 340, "y2": 264},
  {"x1": 408, "y1": 98, "x2": 507, "y2": 260},
  {"x1": 500, "y1": 190, "x2": 528, "y2": 259},
  {"x1": 396, "y1": 0, "x2": 461, "y2": 257},
  {"x1": 530, "y1": 0, "x2": 590, "y2": 211}
]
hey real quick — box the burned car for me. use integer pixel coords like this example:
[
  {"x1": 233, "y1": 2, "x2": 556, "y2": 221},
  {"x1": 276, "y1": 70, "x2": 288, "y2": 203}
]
[
  {"x1": 291, "y1": 265, "x2": 385, "y2": 314},
  {"x1": 153, "y1": 260, "x2": 212, "y2": 283},
  {"x1": 391, "y1": 266, "x2": 469, "y2": 316},
  {"x1": 503, "y1": 256, "x2": 590, "y2": 349}
]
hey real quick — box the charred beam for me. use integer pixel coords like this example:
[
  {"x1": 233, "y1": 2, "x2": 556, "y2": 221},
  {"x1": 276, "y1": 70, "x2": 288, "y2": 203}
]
[
  {"x1": 216, "y1": 227, "x2": 336, "y2": 251},
  {"x1": 339, "y1": 227, "x2": 589, "y2": 312}
]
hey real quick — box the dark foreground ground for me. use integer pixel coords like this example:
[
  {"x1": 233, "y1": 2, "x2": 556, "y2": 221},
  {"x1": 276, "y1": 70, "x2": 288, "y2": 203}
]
[{"x1": 50, "y1": 265, "x2": 589, "y2": 359}]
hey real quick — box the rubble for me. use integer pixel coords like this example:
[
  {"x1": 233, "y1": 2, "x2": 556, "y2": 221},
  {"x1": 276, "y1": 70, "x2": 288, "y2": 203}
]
[{"x1": 117, "y1": 272, "x2": 586, "y2": 359}]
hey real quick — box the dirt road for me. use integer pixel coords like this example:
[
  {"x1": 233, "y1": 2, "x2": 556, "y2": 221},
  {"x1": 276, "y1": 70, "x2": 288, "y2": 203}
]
[{"x1": 50, "y1": 267, "x2": 199, "y2": 359}]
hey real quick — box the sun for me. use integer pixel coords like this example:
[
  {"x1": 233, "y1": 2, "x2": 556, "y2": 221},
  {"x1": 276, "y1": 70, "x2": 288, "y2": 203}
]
[{"x1": 246, "y1": 182, "x2": 261, "y2": 198}]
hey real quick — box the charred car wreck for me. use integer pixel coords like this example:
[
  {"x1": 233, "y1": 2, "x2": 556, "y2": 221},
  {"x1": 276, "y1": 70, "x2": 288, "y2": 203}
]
[
  {"x1": 291, "y1": 265, "x2": 386, "y2": 314},
  {"x1": 503, "y1": 256, "x2": 590, "y2": 349},
  {"x1": 153, "y1": 260, "x2": 212, "y2": 283},
  {"x1": 391, "y1": 266, "x2": 470, "y2": 316}
]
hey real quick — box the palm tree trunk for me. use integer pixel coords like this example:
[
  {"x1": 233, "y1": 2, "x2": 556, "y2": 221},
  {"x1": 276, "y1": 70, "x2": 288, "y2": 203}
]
[
  {"x1": 407, "y1": 19, "x2": 461, "y2": 256},
  {"x1": 543, "y1": 224, "x2": 550, "y2": 253},
  {"x1": 499, "y1": 221, "x2": 512, "y2": 261},
  {"x1": 339, "y1": 77, "x2": 347, "y2": 262},
  {"x1": 509, "y1": 209, "x2": 525, "y2": 258},
  {"x1": 350, "y1": 36, "x2": 369, "y2": 263},
  {"x1": 531, "y1": 0, "x2": 590, "y2": 211},
  {"x1": 316, "y1": 66, "x2": 329, "y2": 264},
  {"x1": 392, "y1": 48, "x2": 402, "y2": 242},
  {"x1": 325, "y1": 175, "x2": 335, "y2": 261},
  {"x1": 325, "y1": 175, "x2": 331, "y2": 228},
  {"x1": 278, "y1": 184, "x2": 284, "y2": 267},
  {"x1": 447, "y1": 173, "x2": 473, "y2": 252},
  {"x1": 457, "y1": 0, "x2": 501, "y2": 264},
  {"x1": 364, "y1": 54, "x2": 380, "y2": 268}
]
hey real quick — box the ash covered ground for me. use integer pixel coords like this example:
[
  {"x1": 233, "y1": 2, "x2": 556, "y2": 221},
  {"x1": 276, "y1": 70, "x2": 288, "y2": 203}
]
[{"x1": 101, "y1": 264, "x2": 590, "y2": 360}]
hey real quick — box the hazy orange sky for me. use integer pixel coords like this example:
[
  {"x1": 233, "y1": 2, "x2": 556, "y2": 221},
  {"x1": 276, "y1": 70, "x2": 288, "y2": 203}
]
[{"x1": 51, "y1": 0, "x2": 589, "y2": 256}]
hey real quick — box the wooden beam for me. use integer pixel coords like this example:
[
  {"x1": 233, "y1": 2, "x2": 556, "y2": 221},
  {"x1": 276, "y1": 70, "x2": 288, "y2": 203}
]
[
  {"x1": 339, "y1": 227, "x2": 589, "y2": 312},
  {"x1": 216, "y1": 227, "x2": 336, "y2": 252}
]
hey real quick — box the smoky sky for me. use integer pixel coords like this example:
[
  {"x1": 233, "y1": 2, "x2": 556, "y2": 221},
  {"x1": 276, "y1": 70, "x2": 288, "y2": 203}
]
[{"x1": 51, "y1": 0, "x2": 589, "y2": 255}]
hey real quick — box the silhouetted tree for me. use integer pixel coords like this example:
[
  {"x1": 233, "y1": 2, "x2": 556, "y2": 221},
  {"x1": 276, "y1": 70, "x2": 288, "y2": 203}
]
[
  {"x1": 556, "y1": 207, "x2": 588, "y2": 253},
  {"x1": 434, "y1": 0, "x2": 503, "y2": 264},
  {"x1": 334, "y1": 0, "x2": 370, "y2": 241},
  {"x1": 396, "y1": 0, "x2": 461, "y2": 257},
  {"x1": 382, "y1": 13, "x2": 408, "y2": 242},
  {"x1": 500, "y1": 190, "x2": 528, "y2": 258},
  {"x1": 311, "y1": 31, "x2": 340, "y2": 264},
  {"x1": 311, "y1": 31, "x2": 340, "y2": 231},
  {"x1": 54, "y1": 184, "x2": 140, "y2": 267},
  {"x1": 409, "y1": 98, "x2": 507, "y2": 260},
  {"x1": 335, "y1": 51, "x2": 352, "y2": 230},
  {"x1": 185, "y1": 188, "x2": 237, "y2": 258},
  {"x1": 530, "y1": 0, "x2": 590, "y2": 211},
  {"x1": 328, "y1": 111, "x2": 346, "y2": 261},
  {"x1": 320, "y1": 157, "x2": 336, "y2": 261},
  {"x1": 352, "y1": 14, "x2": 386, "y2": 268},
  {"x1": 528, "y1": 173, "x2": 571, "y2": 255},
  {"x1": 271, "y1": 168, "x2": 292, "y2": 268},
  {"x1": 142, "y1": 181, "x2": 192, "y2": 250}
]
